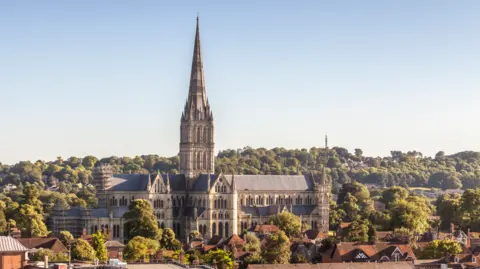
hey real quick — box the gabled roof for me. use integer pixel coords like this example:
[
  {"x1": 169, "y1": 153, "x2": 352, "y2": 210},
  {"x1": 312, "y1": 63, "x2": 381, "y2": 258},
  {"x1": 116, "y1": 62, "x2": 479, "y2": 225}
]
[
  {"x1": 17, "y1": 237, "x2": 68, "y2": 253},
  {"x1": 227, "y1": 174, "x2": 315, "y2": 191},
  {"x1": 105, "y1": 240, "x2": 125, "y2": 248},
  {"x1": 330, "y1": 242, "x2": 416, "y2": 262},
  {"x1": 0, "y1": 236, "x2": 29, "y2": 252},
  {"x1": 108, "y1": 174, "x2": 152, "y2": 191}
]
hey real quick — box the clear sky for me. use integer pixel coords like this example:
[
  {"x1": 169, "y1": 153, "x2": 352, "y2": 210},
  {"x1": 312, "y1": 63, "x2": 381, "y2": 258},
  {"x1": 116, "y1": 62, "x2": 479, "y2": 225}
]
[{"x1": 0, "y1": 1, "x2": 479, "y2": 164}]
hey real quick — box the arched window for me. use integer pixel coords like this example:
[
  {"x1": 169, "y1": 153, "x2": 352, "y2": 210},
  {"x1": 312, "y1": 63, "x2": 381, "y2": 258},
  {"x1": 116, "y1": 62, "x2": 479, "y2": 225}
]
[
  {"x1": 176, "y1": 223, "x2": 181, "y2": 237},
  {"x1": 204, "y1": 127, "x2": 208, "y2": 143},
  {"x1": 160, "y1": 200, "x2": 164, "y2": 208},
  {"x1": 91, "y1": 225, "x2": 94, "y2": 235},
  {"x1": 214, "y1": 200, "x2": 218, "y2": 209},
  {"x1": 225, "y1": 212, "x2": 229, "y2": 219},
  {"x1": 212, "y1": 222, "x2": 217, "y2": 235},
  {"x1": 203, "y1": 224, "x2": 207, "y2": 236},
  {"x1": 219, "y1": 221, "x2": 223, "y2": 237},
  {"x1": 95, "y1": 225, "x2": 98, "y2": 233},
  {"x1": 213, "y1": 212, "x2": 217, "y2": 219},
  {"x1": 225, "y1": 222, "x2": 229, "y2": 237},
  {"x1": 203, "y1": 152, "x2": 208, "y2": 170},
  {"x1": 196, "y1": 126, "x2": 201, "y2": 143}
]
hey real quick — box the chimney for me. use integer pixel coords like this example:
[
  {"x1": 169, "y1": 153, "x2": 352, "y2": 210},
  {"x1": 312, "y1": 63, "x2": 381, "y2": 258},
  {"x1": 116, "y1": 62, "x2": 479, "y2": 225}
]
[
  {"x1": 451, "y1": 223, "x2": 455, "y2": 234},
  {"x1": 44, "y1": 255, "x2": 49, "y2": 269}
]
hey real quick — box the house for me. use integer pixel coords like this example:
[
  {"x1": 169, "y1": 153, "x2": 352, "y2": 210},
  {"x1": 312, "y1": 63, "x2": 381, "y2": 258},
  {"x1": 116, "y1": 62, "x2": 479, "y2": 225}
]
[
  {"x1": 322, "y1": 242, "x2": 416, "y2": 263},
  {"x1": 105, "y1": 241, "x2": 125, "y2": 261},
  {"x1": 248, "y1": 262, "x2": 415, "y2": 269},
  {"x1": 251, "y1": 225, "x2": 280, "y2": 239},
  {"x1": 0, "y1": 236, "x2": 29, "y2": 269},
  {"x1": 17, "y1": 237, "x2": 68, "y2": 257}
]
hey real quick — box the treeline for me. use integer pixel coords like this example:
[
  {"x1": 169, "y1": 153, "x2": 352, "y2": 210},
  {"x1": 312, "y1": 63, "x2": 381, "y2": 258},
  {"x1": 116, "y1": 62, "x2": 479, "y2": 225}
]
[{"x1": 1, "y1": 147, "x2": 480, "y2": 194}]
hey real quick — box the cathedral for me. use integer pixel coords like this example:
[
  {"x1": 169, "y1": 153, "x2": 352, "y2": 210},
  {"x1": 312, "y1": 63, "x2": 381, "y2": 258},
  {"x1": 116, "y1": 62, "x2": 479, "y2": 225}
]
[{"x1": 49, "y1": 17, "x2": 329, "y2": 243}]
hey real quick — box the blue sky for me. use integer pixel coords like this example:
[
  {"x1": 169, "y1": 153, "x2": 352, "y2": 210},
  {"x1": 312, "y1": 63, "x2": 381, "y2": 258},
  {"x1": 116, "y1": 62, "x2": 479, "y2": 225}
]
[{"x1": 0, "y1": 1, "x2": 479, "y2": 164}]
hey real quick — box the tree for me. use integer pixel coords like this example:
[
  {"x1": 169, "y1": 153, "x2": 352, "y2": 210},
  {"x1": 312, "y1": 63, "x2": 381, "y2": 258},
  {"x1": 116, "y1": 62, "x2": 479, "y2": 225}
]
[
  {"x1": 269, "y1": 212, "x2": 301, "y2": 237},
  {"x1": 343, "y1": 219, "x2": 370, "y2": 243},
  {"x1": 16, "y1": 204, "x2": 48, "y2": 237},
  {"x1": 92, "y1": 230, "x2": 108, "y2": 262},
  {"x1": 124, "y1": 236, "x2": 160, "y2": 262},
  {"x1": 341, "y1": 193, "x2": 360, "y2": 222},
  {"x1": 244, "y1": 233, "x2": 261, "y2": 253},
  {"x1": 23, "y1": 184, "x2": 43, "y2": 213},
  {"x1": 59, "y1": 231, "x2": 74, "y2": 247},
  {"x1": 160, "y1": 228, "x2": 182, "y2": 250},
  {"x1": 82, "y1": 156, "x2": 97, "y2": 169},
  {"x1": 201, "y1": 249, "x2": 233, "y2": 269},
  {"x1": 354, "y1": 149, "x2": 363, "y2": 158},
  {"x1": 381, "y1": 186, "x2": 409, "y2": 209},
  {"x1": 71, "y1": 239, "x2": 96, "y2": 262},
  {"x1": 420, "y1": 239, "x2": 462, "y2": 259},
  {"x1": 261, "y1": 231, "x2": 290, "y2": 264},
  {"x1": 0, "y1": 201, "x2": 7, "y2": 233},
  {"x1": 123, "y1": 199, "x2": 162, "y2": 240},
  {"x1": 436, "y1": 194, "x2": 461, "y2": 230},
  {"x1": 389, "y1": 196, "x2": 432, "y2": 234}
]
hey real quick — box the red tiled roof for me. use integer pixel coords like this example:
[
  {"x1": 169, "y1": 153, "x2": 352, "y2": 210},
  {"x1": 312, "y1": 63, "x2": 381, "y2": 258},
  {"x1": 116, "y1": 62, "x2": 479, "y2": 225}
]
[
  {"x1": 330, "y1": 242, "x2": 415, "y2": 262},
  {"x1": 254, "y1": 225, "x2": 279, "y2": 233},
  {"x1": 340, "y1": 222, "x2": 351, "y2": 229}
]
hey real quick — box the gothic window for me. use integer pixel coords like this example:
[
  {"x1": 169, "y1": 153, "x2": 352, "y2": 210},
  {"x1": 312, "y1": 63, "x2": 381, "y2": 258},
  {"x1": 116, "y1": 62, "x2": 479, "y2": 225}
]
[
  {"x1": 215, "y1": 184, "x2": 219, "y2": 192},
  {"x1": 203, "y1": 152, "x2": 207, "y2": 170},
  {"x1": 214, "y1": 200, "x2": 218, "y2": 209},
  {"x1": 90, "y1": 225, "x2": 94, "y2": 235},
  {"x1": 219, "y1": 212, "x2": 223, "y2": 219},
  {"x1": 160, "y1": 200, "x2": 164, "y2": 208},
  {"x1": 225, "y1": 212, "x2": 229, "y2": 219},
  {"x1": 204, "y1": 127, "x2": 208, "y2": 143},
  {"x1": 219, "y1": 221, "x2": 223, "y2": 237},
  {"x1": 299, "y1": 197, "x2": 303, "y2": 204},
  {"x1": 196, "y1": 126, "x2": 201, "y2": 143},
  {"x1": 225, "y1": 222, "x2": 229, "y2": 237},
  {"x1": 161, "y1": 222, "x2": 165, "y2": 229},
  {"x1": 203, "y1": 198, "x2": 206, "y2": 207},
  {"x1": 212, "y1": 222, "x2": 217, "y2": 235},
  {"x1": 213, "y1": 211, "x2": 217, "y2": 218},
  {"x1": 95, "y1": 225, "x2": 98, "y2": 233},
  {"x1": 240, "y1": 198, "x2": 244, "y2": 205}
]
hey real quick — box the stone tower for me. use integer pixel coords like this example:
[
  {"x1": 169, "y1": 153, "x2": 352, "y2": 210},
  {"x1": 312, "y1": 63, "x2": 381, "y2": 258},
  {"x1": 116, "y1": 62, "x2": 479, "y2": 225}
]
[
  {"x1": 92, "y1": 164, "x2": 113, "y2": 208},
  {"x1": 314, "y1": 134, "x2": 330, "y2": 232},
  {"x1": 179, "y1": 16, "x2": 215, "y2": 179}
]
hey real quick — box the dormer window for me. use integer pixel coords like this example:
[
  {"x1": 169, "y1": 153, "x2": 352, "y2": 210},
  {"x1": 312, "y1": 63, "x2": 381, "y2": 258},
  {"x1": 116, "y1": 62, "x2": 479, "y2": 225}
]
[
  {"x1": 473, "y1": 257, "x2": 477, "y2": 263},
  {"x1": 454, "y1": 256, "x2": 459, "y2": 263}
]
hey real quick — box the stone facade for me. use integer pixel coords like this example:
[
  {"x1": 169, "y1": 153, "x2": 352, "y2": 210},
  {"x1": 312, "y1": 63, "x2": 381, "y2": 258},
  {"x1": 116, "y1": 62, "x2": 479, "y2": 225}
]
[{"x1": 49, "y1": 16, "x2": 329, "y2": 243}]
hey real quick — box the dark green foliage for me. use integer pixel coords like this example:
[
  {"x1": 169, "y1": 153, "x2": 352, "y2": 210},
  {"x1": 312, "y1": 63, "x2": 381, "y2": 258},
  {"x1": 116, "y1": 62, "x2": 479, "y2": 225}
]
[{"x1": 123, "y1": 199, "x2": 162, "y2": 240}]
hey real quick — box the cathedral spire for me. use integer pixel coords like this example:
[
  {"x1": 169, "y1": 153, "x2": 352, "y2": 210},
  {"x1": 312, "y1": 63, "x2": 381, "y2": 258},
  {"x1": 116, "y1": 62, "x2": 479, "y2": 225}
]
[
  {"x1": 320, "y1": 133, "x2": 328, "y2": 185},
  {"x1": 184, "y1": 15, "x2": 208, "y2": 118}
]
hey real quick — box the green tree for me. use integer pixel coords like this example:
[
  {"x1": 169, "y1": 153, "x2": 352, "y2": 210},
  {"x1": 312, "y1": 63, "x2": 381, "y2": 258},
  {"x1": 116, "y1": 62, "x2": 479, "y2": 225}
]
[
  {"x1": 123, "y1": 199, "x2": 162, "y2": 240},
  {"x1": 92, "y1": 230, "x2": 108, "y2": 262},
  {"x1": 82, "y1": 156, "x2": 98, "y2": 169},
  {"x1": 160, "y1": 228, "x2": 182, "y2": 250},
  {"x1": 269, "y1": 211, "x2": 301, "y2": 237},
  {"x1": 420, "y1": 239, "x2": 462, "y2": 259},
  {"x1": 436, "y1": 194, "x2": 461, "y2": 230},
  {"x1": 71, "y1": 239, "x2": 96, "y2": 262},
  {"x1": 202, "y1": 249, "x2": 233, "y2": 269},
  {"x1": 261, "y1": 231, "x2": 290, "y2": 264},
  {"x1": 124, "y1": 236, "x2": 160, "y2": 262},
  {"x1": 16, "y1": 204, "x2": 48, "y2": 237},
  {"x1": 59, "y1": 231, "x2": 75, "y2": 248},
  {"x1": 341, "y1": 193, "x2": 360, "y2": 222},
  {"x1": 343, "y1": 219, "x2": 370, "y2": 243},
  {"x1": 389, "y1": 196, "x2": 432, "y2": 234},
  {"x1": 381, "y1": 186, "x2": 409, "y2": 209}
]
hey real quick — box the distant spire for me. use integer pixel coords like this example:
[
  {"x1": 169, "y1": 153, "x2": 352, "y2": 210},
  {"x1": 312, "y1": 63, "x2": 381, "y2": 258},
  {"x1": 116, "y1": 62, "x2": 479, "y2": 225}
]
[
  {"x1": 184, "y1": 15, "x2": 208, "y2": 118},
  {"x1": 320, "y1": 134, "x2": 328, "y2": 185}
]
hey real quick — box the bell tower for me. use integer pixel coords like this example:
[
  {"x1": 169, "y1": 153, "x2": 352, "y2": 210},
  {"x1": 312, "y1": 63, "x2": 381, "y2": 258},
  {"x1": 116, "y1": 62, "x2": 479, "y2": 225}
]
[{"x1": 179, "y1": 16, "x2": 215, "y2": 178}]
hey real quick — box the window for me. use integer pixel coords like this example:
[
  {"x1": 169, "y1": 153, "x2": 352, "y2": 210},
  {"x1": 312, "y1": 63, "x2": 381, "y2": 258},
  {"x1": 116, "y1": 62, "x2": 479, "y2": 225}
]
[
  {"x1": 355, "y1": 252, "x2": 368, "y2": 260},
  {"x1": 394, "y1": 253, "x2": 400, "y2": 262}
]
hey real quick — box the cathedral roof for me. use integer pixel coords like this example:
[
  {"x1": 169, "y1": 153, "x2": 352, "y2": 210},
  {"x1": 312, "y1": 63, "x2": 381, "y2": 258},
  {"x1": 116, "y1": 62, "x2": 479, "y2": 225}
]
[
  {"x1": 240, "y1": 205, "x2": 316, "y2": 217},
  {"x1": 107, "y1": 174, "x2": 153, "y2": 191},
  {"x1": 229, "y1": 174, "x2": 315, "y2": 191}
]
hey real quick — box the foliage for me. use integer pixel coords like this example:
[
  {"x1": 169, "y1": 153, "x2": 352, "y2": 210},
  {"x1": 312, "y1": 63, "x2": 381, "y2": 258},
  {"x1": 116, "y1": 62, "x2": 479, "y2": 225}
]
[
  {"x1": 31, "y1": 248, "x2": 68, "y2": 262},
  {"x1": 92, "y1": 230, "x2": 108, "y2": 262},
  {"x1": 388, "y1": 195, "x2": 432, "y2": 234},
  {"x1": 71, "y1": 239, "x2": 96, "y2": 262},
  {"x1": 269, "y1": 211, "x2": 301, "y2": 237},
  {"x1": 290, "y1": 252, "x2": 308, "y2": 264},
  {"x1": 201, "y1": 249, "x2": 233, "y2": 269},
  {"x1": 343, "y1": 219, "x2": 370, "y2": 243},
  {"x1": 123, "y1": 199, "x2": 162, "y2": 240},
  {"x1": 244, "y1": 233, "x2": 261, "y2": 253},
  {"x1": 261, "y1": 231, "x2": 290, "y2": 264},
  {"x1": 16, "y1": 204, "x2": 48, "y2": 237},
  {"x1": 124, "y1": 236, "x2": 160, "y2": 262},
  {"x1": 160, "y1": 228, "x2": 182, "y2": 250},
  {"x1": 419, "y1": 239, "x2": 462, "y2": 259},
  {"x1": 59, "y1": 231, "x2": 74, "y2": 247}
]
